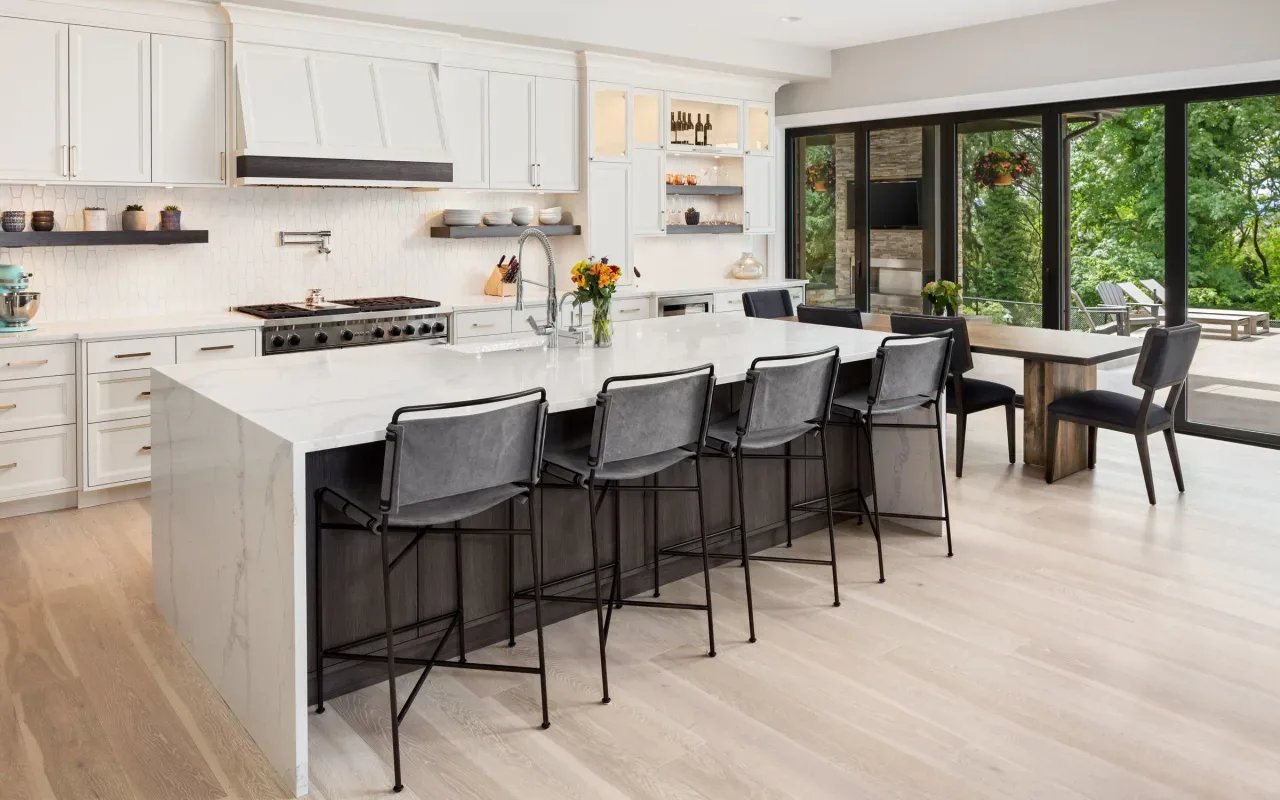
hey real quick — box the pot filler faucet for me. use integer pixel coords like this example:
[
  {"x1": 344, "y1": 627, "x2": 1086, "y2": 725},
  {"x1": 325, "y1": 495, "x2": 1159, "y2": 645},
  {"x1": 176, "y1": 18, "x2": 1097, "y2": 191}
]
[{"x1": 515, "y1": 227, "x2": 561, "y2": 346}]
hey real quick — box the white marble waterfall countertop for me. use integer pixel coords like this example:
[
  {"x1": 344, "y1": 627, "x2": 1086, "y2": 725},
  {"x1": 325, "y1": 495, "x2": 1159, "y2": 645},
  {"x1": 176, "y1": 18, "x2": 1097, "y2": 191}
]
[{"x1": 153, "y1": 315, "x2": 885, "y2": 453}]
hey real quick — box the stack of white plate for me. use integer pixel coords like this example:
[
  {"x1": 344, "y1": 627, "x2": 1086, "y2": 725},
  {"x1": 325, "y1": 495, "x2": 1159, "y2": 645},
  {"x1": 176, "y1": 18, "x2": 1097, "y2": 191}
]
[
  {"x1": 538, "y1": 207, "x2": 562, "y2": 225},
  {"x1": 443, "y1": 209, "x2": 482, "y2": 226},
  {"x1": 482, "y1": 210, "x2": 514, "y2": 226}
]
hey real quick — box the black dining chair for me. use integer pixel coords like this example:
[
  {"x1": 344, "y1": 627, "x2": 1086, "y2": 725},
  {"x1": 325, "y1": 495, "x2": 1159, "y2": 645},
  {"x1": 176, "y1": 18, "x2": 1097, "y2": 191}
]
[
  {"x1": 797, "y1": 304, "x2": 863, "y2": 328},
  {"x1": 1045, "y1": 323, "x2": 1201, "y2": 505},
  {"x1": 890, "y1": 313, "x2": 1016, "y2": 477},
  {"x1": 742, "y1": 289, "x2": 795, "y2": 319}
]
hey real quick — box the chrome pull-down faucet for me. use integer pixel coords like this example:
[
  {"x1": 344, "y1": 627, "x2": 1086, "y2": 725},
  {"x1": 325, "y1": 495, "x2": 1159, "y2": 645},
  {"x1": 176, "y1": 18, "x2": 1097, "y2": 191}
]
[{"x1": 515, "y1": 227, "x2": 560, "y2": 347}]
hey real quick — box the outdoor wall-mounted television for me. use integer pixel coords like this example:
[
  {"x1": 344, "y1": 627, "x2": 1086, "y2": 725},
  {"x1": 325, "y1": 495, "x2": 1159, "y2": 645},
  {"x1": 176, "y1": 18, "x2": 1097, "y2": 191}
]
[{"x1": 867, "y1": 179, "x2": 921, "y2": 229}]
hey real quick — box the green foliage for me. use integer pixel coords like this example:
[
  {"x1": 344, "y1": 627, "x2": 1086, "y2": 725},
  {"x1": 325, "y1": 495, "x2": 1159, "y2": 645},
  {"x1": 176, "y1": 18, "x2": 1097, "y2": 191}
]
[{"x1": 802, "y1": 143, "x2": 837, "y2": 288}]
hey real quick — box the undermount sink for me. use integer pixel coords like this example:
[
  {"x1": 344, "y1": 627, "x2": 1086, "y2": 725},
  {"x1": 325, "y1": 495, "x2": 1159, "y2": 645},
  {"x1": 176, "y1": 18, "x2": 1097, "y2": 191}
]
[{"x1": 449, "y1": 336, "x2": 548, "y2": 355}]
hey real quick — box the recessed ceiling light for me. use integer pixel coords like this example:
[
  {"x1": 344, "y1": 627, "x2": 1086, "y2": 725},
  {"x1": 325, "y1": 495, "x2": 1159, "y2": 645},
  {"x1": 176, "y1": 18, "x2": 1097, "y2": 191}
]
[{"x1": 780, "y1": 16, "x2": 802, "y2": 23}]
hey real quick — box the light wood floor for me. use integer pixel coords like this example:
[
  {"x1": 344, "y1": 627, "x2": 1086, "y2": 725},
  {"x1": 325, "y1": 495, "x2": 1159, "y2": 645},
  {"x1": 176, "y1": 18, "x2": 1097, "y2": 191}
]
[{"x1": 3, "y1": 412, "x2": 1280, "y2": 799}]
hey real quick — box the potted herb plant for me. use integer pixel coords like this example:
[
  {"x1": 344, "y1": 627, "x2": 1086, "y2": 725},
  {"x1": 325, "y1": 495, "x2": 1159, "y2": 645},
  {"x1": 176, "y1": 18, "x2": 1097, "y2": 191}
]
[
  {"x1": 83, "y1": 207, "x2": 107, "y2": 231},
  {"x1": 570, "y1": 256, "x2": 622, "y2": 347},
  {"x1": 972, "y1": 149, "x2": 1035, "y2": 188},
  {"x1": 123, "y1": 204, "x2": 147, "y2": 231},
  {"x1": 684, "y1": 207, "x2": 700, "y2": 226},
  {"x1": 922, "y1": 280, "x2": 962, "y2": 316},
  {"x1": 160, "y1": 204, "x2": 182, "y2": 231}
]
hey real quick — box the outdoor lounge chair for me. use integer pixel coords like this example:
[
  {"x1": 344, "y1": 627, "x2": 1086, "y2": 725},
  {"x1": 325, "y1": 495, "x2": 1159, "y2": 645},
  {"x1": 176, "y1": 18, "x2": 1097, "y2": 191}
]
[
  {"x1": 1071, "y1": 289, "x2": 1129, "y2": 335},
  {"x1": 1096, "y1": 282, "x2": 1159, "y2": 331},
  {"x1": 1118, "y1": 281, "x2": 1267, "y2": 341},
  {"x1": 1138, "y1": 279, "x2": 1272, "y2": 337}
]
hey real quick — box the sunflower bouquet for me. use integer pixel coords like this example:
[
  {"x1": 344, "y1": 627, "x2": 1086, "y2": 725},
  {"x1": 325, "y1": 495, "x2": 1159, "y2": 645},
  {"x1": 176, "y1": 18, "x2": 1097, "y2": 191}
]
[{"x1": 569, "y1": 257, "x2": 622, "y2": 346}]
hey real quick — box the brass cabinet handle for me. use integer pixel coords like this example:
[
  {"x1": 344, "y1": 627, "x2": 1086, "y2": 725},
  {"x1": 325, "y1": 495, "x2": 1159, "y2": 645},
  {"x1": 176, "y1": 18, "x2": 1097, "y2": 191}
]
[
  {"x1": 114, "y1": 352, "x2": 152, "y2": 359},
  {"x1": 139, "y1": 391, "x2": 151, "y2": 398},
  {"x1": 0, "y1": 403, "x2": 16, "y2": 411},
  {"x1": 6, "y1": 359, "x2": 48, "y2": 368},
  {"x1": 140, "y1": 445, "x2": 152, "y2": 453},
  {"x1": 0, "y1": 462, "x2": 15, "y2": 469},
  {"x1": 199, "y1": 344, "x2": 235, "y2": 352},
  {"x1": 70, "y1": 144, "x2": 78, "y2": 177},
  {"x1": 220, "y1": 151, "x2": 226, "y2": 182},
  {"x1": 61, "y1": 145, "x2": 69, "y2": 177},
  {"x1": 470, "y1": 322, "x2": 496, "y2": 329}
]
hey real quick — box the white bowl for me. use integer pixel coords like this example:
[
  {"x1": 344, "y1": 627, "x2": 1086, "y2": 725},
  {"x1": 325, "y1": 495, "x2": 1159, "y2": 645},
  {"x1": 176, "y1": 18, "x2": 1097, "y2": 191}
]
[
  {"x1": 510, "y1": 206, "x2": 535, "y2": 226},
  {"x1": 443, "y1": 209, "x2": 482, "y2": 226},
  {"x1": 483, "y1": 210, "x2": 514, "y2": 226},
  {"x1": 538, "y1": 207, "x2": 562, "y2": 225}
]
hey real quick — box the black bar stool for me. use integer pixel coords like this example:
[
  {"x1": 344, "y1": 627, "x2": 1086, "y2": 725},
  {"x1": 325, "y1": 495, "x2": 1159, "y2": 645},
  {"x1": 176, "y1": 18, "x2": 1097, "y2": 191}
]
[
  {"x1": 523, "y1": 363, "x2": 717, "y2": 705},
  {"x1": 819, "y1": 332, "x2": 955, "y2": 583},
  {"x1": 664, "y1": 347, "x2": 842, "y2": 643},
  {"x1": 313, "y1": 388, "x2": 550, "y2": 794}
]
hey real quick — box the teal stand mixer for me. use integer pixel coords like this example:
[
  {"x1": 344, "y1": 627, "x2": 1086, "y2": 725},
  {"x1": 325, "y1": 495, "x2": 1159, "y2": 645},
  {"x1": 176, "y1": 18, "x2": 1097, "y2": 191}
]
[{"x1": 0, "y1": 264, "x2": 40, "y2": 333}]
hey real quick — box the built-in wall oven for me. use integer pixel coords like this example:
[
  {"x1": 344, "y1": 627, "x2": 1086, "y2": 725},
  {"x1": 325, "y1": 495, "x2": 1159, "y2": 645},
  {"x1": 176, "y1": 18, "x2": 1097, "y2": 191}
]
[{"x1": 657, "y1": 293, "x2": 714, "y2": 316}]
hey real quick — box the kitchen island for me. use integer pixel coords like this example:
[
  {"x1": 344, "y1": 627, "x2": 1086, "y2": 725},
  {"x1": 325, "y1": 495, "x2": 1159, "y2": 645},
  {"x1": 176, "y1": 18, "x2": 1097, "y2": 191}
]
[{"x1": 149, "y1": 314, "x2": 946, "y2": 796}]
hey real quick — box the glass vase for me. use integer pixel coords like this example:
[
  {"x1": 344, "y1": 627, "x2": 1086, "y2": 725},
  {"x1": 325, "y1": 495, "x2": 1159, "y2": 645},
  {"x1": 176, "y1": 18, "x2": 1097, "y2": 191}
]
[{"x1": 592, "y1": 298, "x2": 613, "y2": 347}]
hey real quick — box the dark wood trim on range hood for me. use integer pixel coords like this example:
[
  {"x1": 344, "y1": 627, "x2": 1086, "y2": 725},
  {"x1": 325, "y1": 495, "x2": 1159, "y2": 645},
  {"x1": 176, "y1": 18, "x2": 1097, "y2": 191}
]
[{"x1": 236, "y1": 156, "x2": 453, "y2": 183}]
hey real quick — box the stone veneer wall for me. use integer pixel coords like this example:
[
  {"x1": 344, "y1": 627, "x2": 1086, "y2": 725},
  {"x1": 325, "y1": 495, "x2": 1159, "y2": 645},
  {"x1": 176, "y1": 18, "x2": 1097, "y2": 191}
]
[{"x1": 869, "y1": 128, "x2": 924, "y2": 313}]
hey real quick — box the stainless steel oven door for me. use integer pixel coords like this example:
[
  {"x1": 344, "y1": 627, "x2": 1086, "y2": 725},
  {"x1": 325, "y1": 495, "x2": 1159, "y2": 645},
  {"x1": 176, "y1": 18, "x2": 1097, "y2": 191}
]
[{"x1": 657, "y1": 293, "x2": 714, "y2": 316}]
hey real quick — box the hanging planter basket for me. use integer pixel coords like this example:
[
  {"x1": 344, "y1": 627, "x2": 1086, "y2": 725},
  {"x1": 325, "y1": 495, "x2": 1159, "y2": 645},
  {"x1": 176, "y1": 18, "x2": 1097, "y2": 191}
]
[
  {"x1": 806, "y1": 159, "x2": 835, "y2": 193},
  {"x1": 973, "y1": 149, "x2": 1034, "y2": 189}
]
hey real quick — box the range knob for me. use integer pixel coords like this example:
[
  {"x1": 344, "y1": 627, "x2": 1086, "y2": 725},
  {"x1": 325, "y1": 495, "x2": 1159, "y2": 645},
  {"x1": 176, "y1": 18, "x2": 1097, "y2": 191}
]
[
  {"x1": 389, "y1": 325, "x2": 402, "y2": 337},
  {"x1": 372, "y1": 327, "x2": 385, "y2": 339},
  {"x1": 270, "y1": 335, "x2": 285, "y2": 348},
  {"x1": 315, "y1": 331, "x2": 329, "y2": 344},
  {"x1": 432, "y1": 321, "x2": 446, "y2": 334},
  {"x1": 340, "y1": 329, "x2": 354, "y2": 342},
  {"x1": 402, "y1": 324, "x2": 416, "y2": 336},
  {"x1": 286, "y1": 333, "x2": 301, "y2": 347}
]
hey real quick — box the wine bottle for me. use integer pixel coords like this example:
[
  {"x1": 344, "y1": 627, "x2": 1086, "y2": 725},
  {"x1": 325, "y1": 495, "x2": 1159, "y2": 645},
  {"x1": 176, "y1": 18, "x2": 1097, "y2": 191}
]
[
  {"x1": 695, "y1": 114, "x2": 705, "y2": 146},
  {"x1": 670, "y1": 111, "x2": 677, "y2": 144},
  {"x1": 704, "y1": 114, "x2": 713, "y2": 147}
]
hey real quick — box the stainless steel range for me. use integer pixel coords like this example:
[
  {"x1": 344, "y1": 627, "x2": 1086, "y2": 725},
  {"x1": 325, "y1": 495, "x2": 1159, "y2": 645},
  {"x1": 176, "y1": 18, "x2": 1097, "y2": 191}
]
[{"x1": 234, "y1": 292, "x2": 449, "y2": 355}]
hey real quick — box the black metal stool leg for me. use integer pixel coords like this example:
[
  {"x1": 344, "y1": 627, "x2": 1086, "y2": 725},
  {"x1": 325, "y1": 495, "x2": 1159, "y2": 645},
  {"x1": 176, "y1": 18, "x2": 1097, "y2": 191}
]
[
  {"x1": 379, "y1": 531, "x2": 404, "y2": 793},
  {"x1": 507, "y1": 501, "x2": 516, "y2": 647},
  {"x1": 935, "y1": 405, "x2": 954, "y2": 557},
  {"x1": 851, "y1": 419, "x2": 864, "y2": 525},
  {"x1": 313, "y1": 490, "x2": 326, "y2": 713},
  {"x1": 694, "y1": 455, "x2": 717, "y2": 657},
  {"x1": 864, "y1": 418, "x2": 886, "y2": 583},
  {"x1": 611, "y1": 481, "x2": 623, "y2": 611},
  {"x1": 651, "y1": 476, "x2": 661, "y2": 597},
  {"x1": 734, "y1": 452, "x2": 758, "y2": 643},
  {"x1": 784, "y1": 440, "x2": 794, "y2": 547},
  {"x1": 586, "y1": 480, "x2": 611, "y2": 704},
  {"x1": 454, "y1": 531, "x2": 467, "y2": 662},
  {"x1": 528, "y1": 497, "x2": 551, "y2": 729},
  {"x1": 819, "y1": 430, "x2": 841, "y2": 607}
]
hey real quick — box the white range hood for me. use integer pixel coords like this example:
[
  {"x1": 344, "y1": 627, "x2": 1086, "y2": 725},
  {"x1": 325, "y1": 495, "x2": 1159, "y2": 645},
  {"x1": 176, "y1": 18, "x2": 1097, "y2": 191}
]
[{"x1": 223, "y1": 3, "x2": 454, "y2": 187}]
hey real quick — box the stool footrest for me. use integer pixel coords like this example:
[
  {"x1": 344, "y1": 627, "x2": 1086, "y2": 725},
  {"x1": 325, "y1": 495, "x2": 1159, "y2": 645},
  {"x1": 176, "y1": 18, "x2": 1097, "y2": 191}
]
[
  {"x1": 520, "y1": 590, "x2": 708, "y2": 613},
  {"x1": 325, "y1": 650, "x2": 541, "y2": 675}
]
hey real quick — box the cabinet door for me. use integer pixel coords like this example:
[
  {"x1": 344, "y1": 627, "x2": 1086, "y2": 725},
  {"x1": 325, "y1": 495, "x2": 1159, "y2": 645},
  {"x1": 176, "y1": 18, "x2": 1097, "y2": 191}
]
[
  {"x1": 632, "y1": 88, "x2": 664, "y2": 150},
  {"x1": 589, "y1": 81, "x2": 628, "y2": 162},
  {"x1": 587, "y1": 162, "x2": 630, "y2": 275},
  {"x1": 631, "y1": 148, "x2": 665, "y2": 236},
  {"x1": 744, "y1": 102, "x2": 772, "y2": 155},
  {"x1": 743, "y1": 155, "x2": 775, "y2": 234},
  {"x1": 488, "y1": 72, "x2": 535, "y2": 190},
  {"x1": 535, "y1": 77, "x2": 578, "y2": 191},
  {"x1": 152, "y1": 35, "x2": 225, "y2": 185},
  {"x1": 70, "y1": 26, "x2": 151, "y2": 183},
  {"x1": 0, "y1": 19, "x2": 69, "y2": 183},
  {"x1": 438, "y1": 65, "x2": 489, "y2": 188}
]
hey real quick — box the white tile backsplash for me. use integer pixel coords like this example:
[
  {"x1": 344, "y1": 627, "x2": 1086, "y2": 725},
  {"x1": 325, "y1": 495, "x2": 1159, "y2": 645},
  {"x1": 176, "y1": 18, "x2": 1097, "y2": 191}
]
[{"x1": 1, "y1": 183, "x2": 767, "y2": 321}]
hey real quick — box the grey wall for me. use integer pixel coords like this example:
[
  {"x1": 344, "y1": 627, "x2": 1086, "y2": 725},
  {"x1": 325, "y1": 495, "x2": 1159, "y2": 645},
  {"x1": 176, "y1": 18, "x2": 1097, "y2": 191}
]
[{"x1": 778, "y1": 0, "x2": 1280, "y2": 117}]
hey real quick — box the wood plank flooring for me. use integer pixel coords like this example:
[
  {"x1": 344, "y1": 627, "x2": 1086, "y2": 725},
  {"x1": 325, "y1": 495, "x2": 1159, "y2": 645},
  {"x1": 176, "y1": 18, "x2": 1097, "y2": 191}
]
[{"x1": 2, "y1": 411, "x2": 1279, "y2": 799}]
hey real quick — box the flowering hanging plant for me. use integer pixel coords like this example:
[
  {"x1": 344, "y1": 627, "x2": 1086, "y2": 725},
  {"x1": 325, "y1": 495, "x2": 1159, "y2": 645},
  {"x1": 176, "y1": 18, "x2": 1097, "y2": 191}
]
[
  {"x1": 805, "y1": 159, "x2": 835, "y2": 192},
  {"x1": 569, "y1": 256, "x2": 621, "y2": 305},
  {"x1": 972, "y1": 149, "x2": 1035, "y2": 188}
]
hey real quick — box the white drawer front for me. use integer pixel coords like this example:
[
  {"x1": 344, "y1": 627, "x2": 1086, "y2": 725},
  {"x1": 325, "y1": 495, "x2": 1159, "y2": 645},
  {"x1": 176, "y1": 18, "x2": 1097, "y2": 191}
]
[
  {"x1": 85, "y1": 336, "x2": 176, "y2": 374},
  {"x1": 87, "y1": 369, "x2": 151, "y2": 424},
  {"x1": 453, "y1": 309, "x2": 513, "y2": 339},
  {"x1": 176, "y1": 329, "x2": 258, "y2": 363},
  {"x1": 0, "y1": 342, "x2": 75, "y2": 380},
  {"x1": 714, "y1": 292, "x2": 745, "y2": 314},
  {"x1": 0, "y1": 375, "x2": 76, "y2": 433},
  {"x1": 611, "y1": 297, "x2": 650, "y2": 322},
  {"x1": 87, "y1": 418, "x2": 152, "y2": 488},
  {"x1": 0, "y1": 424, "x2": 76, "y2": 500}
]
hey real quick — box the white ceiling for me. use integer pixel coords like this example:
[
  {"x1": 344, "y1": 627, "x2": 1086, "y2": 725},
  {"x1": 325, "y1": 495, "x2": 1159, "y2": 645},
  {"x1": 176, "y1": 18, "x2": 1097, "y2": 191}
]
[{"x1": 221, "y1": 0, "x2": 1119, "y2": 78}]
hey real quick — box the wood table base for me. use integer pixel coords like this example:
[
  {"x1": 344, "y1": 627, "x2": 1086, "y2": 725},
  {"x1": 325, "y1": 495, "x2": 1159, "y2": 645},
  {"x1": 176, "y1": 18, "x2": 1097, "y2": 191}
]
[{"x1": 1023, "y1": 360, "x2": 1096, "y2": 478}]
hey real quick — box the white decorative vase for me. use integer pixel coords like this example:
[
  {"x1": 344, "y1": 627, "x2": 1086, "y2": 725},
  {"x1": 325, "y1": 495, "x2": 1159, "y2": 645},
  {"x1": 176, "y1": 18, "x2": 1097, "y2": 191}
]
[
  {"x1": 83, "y1": 209, "x2": 108, "y2": 231},
  {"x1": 732, "y1": 251, "x2": 764, "y2": 279}
]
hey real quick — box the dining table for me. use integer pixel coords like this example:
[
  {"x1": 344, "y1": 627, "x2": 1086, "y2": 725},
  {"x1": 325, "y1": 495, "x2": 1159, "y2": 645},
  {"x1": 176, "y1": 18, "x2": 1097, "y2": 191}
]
[{"x1": 784, "y1": 312, "x2": 1144, "y2": 479}]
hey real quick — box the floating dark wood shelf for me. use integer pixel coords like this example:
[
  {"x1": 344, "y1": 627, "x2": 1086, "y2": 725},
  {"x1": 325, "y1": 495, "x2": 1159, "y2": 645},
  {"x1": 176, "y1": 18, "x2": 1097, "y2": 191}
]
[
  {"x1": 0, "y1": 230, "x2": 209, "y2": 247},
  {"x1": 666, "y1": 224, "x2": 745, "y2": 235},
  {"x1": 429, "y1": 224, "x2": 581, "y2": 239},
  {"x1": 665, "y1": 185, "x2": 743, "y2": 196}
]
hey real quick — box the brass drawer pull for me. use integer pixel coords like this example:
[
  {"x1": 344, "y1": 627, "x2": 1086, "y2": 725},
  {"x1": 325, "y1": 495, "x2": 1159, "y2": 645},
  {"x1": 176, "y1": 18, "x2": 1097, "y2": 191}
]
[
  {"x1": 0, "y1": 403, "x2": 15, "y2": 411},
  {"x1": 140, "y1": 445, "x2": 152, "y2": 453},
  {"x1": 114, "y1": 352, "x2": 152, "y2": 359},
  {"x1": 6, "y1": 359, "x2": 48, "y2": 368},
  {"x1": 0, "y1": 462, "x2": 15, "y2": 469},
  {"x1": 139, "y1": 391, "x2": 151, "y2": 398},
  {"x1": 200, "y1": 344, "x2": 235, "y2": 352}
]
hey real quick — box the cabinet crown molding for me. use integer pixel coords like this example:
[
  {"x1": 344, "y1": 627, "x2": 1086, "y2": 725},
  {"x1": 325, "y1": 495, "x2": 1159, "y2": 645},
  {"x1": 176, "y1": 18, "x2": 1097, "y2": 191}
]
[
  {"x1": 0, "y1": 0, "x2": 228, "y2": 38},
  {"x1": 222, "y1": 2, "x2": 456, "y2": 62},
  {"x1": 579, "y1": 51, "x2": 787, "y2": 102}
]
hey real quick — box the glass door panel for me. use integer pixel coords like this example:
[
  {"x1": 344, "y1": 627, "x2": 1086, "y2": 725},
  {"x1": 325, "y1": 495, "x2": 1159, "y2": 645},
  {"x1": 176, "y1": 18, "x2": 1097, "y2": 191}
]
[
  {"x1": 590, "y1": 82, "x2": 628, "y2": 161},
  {"x1": 791, "y1": 133, "x2": 840, "y2": 303},
  {"x1": 632, "y1": 88, "x2": 663, "y2": 149},
  {"x1": 745, "y1": 103, "x2": 771, "y2": 154}
]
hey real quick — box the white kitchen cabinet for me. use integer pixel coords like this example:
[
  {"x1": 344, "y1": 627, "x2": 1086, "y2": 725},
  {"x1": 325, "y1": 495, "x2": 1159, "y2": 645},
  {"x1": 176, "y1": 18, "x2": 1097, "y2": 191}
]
[
  {"x1": 743, "y1": 155, "x2": 776, "y2": 234},
  {"x1": 69, "y1": 25, "x2": 151, "y2": 184},
  {"x1": 589, "y1": 81, "x2": 629, "y2": 162},
  {"x1": 535, "y1": 77, "x2": 578, "y2": 191},
  {"x1": 438, "y1": 65, "x2": 489, "y2": 189},
  {"x1": 488, "y1": 72, "x2": 536, "y2": 190},
  {"x1": 631, "y1": 88, "x2": 664, "y2": 150},
  {"x1": 86, "y1": 418, "x2": 152, "y2": 488},
  {"x1": 0, "y1": 19, "x2": 69, "y2": 183},
  {"x1": 631, "y1": 148, "x2": 666, "y2": 236},
  {"x1": 0, "y1": 425, "x2": 76, "y2": 501},
  {"x1": 744, "y1": 102, "x2": 773, "y2": 155},
  {"x1": 152, "y1": 35, "x2": 226, "y2": 185},
  {"x1": 587, "y1": 161, "x2": 631, "y2": 273}
]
